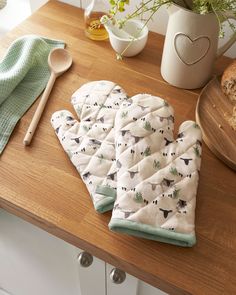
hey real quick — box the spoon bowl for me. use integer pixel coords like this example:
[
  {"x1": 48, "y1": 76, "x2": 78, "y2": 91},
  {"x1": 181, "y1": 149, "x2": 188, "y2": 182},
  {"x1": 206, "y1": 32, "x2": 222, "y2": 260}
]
[
  {"x1": 23, "y1": 48, "x2": 73, "y2": 145},
  {"x1": 49, "y1": 48, "x2": 73, "y2": 76}
]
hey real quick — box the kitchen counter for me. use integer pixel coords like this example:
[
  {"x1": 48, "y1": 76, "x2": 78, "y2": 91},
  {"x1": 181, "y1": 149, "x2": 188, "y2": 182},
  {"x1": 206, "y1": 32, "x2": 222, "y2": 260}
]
[{"x1": 0, "y1": 1, "x2": 235, "y2": 294}]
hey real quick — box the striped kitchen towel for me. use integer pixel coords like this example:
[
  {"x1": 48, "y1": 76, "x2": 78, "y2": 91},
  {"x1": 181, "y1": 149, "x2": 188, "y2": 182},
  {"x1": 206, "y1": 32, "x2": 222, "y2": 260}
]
[{"x1": 0, "y1": 35, "x2": 65, "y2": 154}]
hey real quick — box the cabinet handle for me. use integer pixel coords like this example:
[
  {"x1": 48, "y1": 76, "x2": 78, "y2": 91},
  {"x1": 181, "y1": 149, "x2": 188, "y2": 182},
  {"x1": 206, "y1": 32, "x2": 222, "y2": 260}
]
[
  {"x1": 77, "y1": 251, "x2": 93, "y2": 267},
  {"x1": 110, "y1": 268, "x2": 126, "y2": 284}
]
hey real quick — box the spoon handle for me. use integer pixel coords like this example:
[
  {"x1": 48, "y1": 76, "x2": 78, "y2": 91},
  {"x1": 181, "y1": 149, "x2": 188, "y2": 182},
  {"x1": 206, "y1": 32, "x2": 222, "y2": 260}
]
[{"x1": 23, "y1": 72, "x2": 56, "y2": 146}]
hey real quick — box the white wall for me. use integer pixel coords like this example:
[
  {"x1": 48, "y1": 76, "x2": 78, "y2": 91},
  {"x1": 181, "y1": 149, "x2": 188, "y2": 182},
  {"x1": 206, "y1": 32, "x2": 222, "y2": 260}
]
[
  {"x1": 0, "y1": 0, "x2": 31, "y2": 37},
  {"x1": 0, "y1": 209, "x2": 81, "y2": 295},
  {"x1": 29, "y1": 0, "x2": 48, "y2": 11},
  {"x1": 29, "y1": 0, "x2": 80, "y2": 11}
]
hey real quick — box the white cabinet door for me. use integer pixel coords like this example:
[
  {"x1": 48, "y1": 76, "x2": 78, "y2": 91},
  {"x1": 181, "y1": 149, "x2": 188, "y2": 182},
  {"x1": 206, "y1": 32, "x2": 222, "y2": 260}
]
[
  {"x1": 0, "y1": 209, "x2": 168, "y2": 295},
  {"x1": 106, "y1": 263, "x2": 138, "y2": 295},
  {"x1": 0, "y1": 288, "x2": 12, "y2": 295},
  {"x1": 0, "y1": 209, "x2": 81, "y2": 295},
  {"x1": 75, "y1": 248, "x2": 106, "y2": 295},
  {"x1": 137, "y1": 281, "x2": 168, "y2": 295},
  {"x1": 106, "y1": 263, "x2": 168, "y2": 295}
]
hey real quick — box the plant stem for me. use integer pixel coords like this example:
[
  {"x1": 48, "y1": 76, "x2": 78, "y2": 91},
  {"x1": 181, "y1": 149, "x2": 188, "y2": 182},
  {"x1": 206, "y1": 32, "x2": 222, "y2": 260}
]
[
  {"x1": 126, "y1": 0, "x2": 156, "y2": 19},
  {"x1": 210, "y1": 1, "x2": 224, "y2": 35},
  {"x1": 118, "y1": 0, "x2": 172, "y2": 58},
  {"x1": 125, "y1": 0, "x2": 172, "y2": 20}
]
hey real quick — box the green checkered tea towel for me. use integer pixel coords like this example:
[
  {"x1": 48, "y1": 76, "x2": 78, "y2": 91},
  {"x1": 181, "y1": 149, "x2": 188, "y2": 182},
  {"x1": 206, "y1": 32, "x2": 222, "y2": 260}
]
[{"x1": 0, "y1": 35, "x2": 65, "y2": 154}]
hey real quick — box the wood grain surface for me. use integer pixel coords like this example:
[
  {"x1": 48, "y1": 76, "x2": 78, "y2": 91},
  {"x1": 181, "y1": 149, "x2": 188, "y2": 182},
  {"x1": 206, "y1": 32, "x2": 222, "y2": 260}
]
[
  {"x1": 196, "y1": 76, "x2": 236, "y2": 170},
  {"x1": 0, "y1": 1, "x2": 236, "y2": 294}
]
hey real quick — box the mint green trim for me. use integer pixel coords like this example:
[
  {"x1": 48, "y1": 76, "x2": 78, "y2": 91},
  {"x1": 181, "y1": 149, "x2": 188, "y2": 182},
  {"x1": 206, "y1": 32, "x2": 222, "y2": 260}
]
[
  {"x1": 109, "y1": 218, "x2": 196, "y2": 247},
  {"x1": 95, "y1": 197, "x2": 115, "y2": 213},
  {"x1": 94, "y1": 185, "x2": 117, "y2": 213},
  {"x1": 95, "y1": 185, "x2": 117, "y2": 199}
]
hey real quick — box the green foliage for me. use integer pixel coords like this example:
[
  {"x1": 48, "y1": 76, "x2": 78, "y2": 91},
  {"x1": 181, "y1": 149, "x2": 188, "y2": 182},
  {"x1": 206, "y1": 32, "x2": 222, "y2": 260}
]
[
  {"x1": 193, "y1": 146, "x2": 200, "y2": 157},
  {"x1": 193, "y1": 0, "x2": 236, "y2": 14},
  {"x1": 163, "y1": 100, "x2": 169, "y2": 107},
  {"x1": 134, "y1": 192, "x2": 143, "y2": 202},
  {"x1": 173, "y1": 187, "x2": 180, "y2": 198},
  {"x1": 153, "y1": 160, "x2": 161, "y2": 170},
  {"x1": 76, "y1": 105, "x2": 81, "y2": 114},
  {"x1": 143, "y1": 146, "x2": 151, "y2": 157},
  {"x1": 121, "y1": 111, "x2": 128, "y2": 118},
  {"x1": 170, "y1": 166, "x2": 178, "y2": 176},
  {"x1": 143, "y1": 121, "x2": 152, "y2": 131},
  {"x1": 82, "y1": 125, "x2": 90, "y2": 132},
  {"x1": 192, "y1": 0, "x2": 236, "y2": 37},
  {"x1": 116, "y1": 53, "x2": 123, "y2": 60},
  {"x1": 109, "y1": 0, "x2": 130, "y2": 14},
  {"x1": 193, "y1": 122, "x2": 200, "y2": 128},
  {"x1": 99, "y1": 103, "x2": 106, "y2": 109}
]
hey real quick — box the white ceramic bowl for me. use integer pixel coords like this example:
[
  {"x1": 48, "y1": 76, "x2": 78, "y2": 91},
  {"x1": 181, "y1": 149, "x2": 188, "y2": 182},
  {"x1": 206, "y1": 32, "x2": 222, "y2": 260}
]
[{"x1": 105, "y1": 20, "x2": 149, "y2": 57}]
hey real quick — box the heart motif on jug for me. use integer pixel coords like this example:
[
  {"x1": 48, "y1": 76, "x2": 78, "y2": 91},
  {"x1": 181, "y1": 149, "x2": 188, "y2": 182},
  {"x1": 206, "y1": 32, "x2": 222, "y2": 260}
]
[{"x1": 174, "y1": 33, "x2": 211, "y2": 66}]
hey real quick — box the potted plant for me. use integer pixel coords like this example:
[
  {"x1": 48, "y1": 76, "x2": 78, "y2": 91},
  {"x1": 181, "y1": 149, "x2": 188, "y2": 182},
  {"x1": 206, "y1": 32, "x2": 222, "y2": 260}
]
[{"x1": 106, "y1": 0, "x2": 236, "y2": 89}]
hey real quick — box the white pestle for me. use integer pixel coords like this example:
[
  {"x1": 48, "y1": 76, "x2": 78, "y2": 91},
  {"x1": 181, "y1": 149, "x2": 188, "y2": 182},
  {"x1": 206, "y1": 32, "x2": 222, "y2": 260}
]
[
  {"x1": 101, "y1": 17, "x2": 134, "y2": 40},
  {"x1": 101, "y1": 16, "x2": 149, "y2": 57}
]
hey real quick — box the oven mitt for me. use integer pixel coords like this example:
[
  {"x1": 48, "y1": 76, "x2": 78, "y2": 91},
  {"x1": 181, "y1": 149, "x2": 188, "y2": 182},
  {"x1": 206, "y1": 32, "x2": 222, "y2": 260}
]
[
  {"x1": 109, "y1": 94, "x2": 202, "y2": 247},
  {"x1": 51, "y1": 81, "x2": 128, "y2": 213}
]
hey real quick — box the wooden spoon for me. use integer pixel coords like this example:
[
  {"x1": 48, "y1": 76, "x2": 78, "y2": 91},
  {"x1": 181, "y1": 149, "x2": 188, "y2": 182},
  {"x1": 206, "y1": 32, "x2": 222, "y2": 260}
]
[{"x1": 23, "y1": 48, "x2": 72, "y2": 146}]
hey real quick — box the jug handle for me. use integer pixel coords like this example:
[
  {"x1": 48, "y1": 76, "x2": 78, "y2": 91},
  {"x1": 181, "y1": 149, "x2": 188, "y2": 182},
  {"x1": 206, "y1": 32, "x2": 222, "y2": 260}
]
[{"x1": 217, "y1": 11, "x2": 236, "y2": 58}]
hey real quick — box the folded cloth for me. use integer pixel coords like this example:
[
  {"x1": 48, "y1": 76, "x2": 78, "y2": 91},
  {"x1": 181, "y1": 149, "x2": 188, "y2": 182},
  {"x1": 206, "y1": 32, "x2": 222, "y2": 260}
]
[
  {"x1": 0, "y1": 35, "x2": 65, "y2": 154},
  {"x1": 109, "y1": 94, "x2": 202, "y2": 247},
  {"x1": 51, "y1": 81, "x2": 128, "y2": 213}
]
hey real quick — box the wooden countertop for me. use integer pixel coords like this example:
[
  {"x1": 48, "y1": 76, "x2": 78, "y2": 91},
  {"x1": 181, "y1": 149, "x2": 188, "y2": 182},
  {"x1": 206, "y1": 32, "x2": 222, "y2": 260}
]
[{"x1": 0, "y1": 1, "x2": 235, "y2": 294}]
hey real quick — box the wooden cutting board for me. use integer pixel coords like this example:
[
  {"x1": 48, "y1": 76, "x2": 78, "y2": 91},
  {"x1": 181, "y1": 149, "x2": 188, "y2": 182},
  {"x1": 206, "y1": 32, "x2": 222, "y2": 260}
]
[{"x1": 196, "y1": 76, "x2": 236, "y2": 170}]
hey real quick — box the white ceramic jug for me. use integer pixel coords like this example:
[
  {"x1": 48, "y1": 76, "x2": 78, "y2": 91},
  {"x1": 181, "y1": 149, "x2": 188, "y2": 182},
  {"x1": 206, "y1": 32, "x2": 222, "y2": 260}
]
[{"x1": 161, "y1": 4, "x2": 236, "y2": 89}]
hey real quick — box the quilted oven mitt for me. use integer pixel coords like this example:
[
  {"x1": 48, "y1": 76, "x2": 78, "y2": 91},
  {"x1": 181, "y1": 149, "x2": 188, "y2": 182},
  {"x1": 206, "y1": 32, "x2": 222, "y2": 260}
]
[
  {"x1": 109, "y1": 94, "x2": 202, "y2": 247},
  {"x1": 51, "y1": 81, "x2": 128, "y2": 213}
]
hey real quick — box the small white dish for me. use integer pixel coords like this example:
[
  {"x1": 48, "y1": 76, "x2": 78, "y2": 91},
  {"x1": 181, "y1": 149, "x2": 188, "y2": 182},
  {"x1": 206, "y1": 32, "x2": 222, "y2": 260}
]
[{"x1": 105, "y1": 19, "x2": 149, "y2": 57}]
